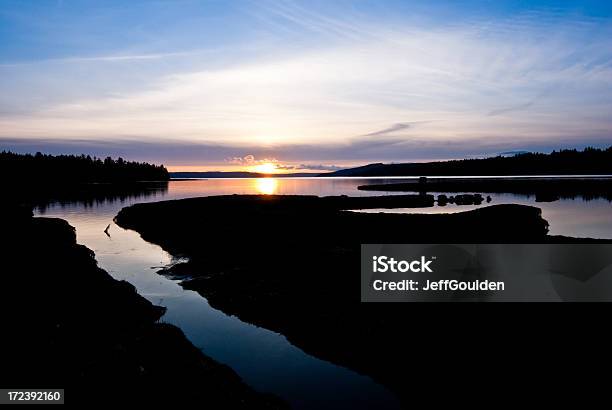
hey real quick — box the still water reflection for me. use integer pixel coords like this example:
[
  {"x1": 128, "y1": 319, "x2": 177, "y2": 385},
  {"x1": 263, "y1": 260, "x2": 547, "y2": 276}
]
[
  {"x1": 37, "y1": 178, "x2": 413, "y2": 410},
  {"x1": 255, "y1": 177, "x2": 279, "y2": 195},
  {"x1": 34, "y1": 178, "x2": 612, "y2": 408},
  {"x1": 163, "y1": 178, "x2": 612, "y2": 238}
]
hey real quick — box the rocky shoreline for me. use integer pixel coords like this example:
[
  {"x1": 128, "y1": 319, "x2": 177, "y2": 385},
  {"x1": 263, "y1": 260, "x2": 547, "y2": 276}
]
[
  {"x1": 114, "y1": 194, "x2": 563, "y2": 405},
  {"x1": 1, "y1": 203, "x2": 286, "y2": 407},
  {"x1": 357, "y1": 177, "x2": 612, "y2": 201}
]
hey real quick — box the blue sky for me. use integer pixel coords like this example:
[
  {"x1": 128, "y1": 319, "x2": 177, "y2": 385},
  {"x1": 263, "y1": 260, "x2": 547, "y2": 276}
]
[{"x1": 1, "y1": 0, "x2": 612, "y2": 170}]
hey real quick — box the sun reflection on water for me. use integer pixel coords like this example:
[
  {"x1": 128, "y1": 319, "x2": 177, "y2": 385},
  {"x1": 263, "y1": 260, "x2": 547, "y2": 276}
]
[{"x1": 254, "y1": 178, "x2": 278, "y2": 195}]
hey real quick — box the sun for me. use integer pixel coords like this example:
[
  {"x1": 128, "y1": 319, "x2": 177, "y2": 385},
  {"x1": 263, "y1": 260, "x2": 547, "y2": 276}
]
[{"x1": 252, "y1": 162, "x2": 277, "y2": 174}]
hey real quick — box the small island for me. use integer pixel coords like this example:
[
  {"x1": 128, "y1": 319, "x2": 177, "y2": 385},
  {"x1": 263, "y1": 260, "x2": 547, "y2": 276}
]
[{"x1": 357, "y1": 177, "x2": 612, "y2": 202}]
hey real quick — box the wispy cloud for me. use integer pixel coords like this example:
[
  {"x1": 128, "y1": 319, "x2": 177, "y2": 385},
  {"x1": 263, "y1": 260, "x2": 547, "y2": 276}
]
[
  {"x1": 0, "y1": 51, "x2": 201, "y2": 67},
  {"x1": 1, "y1": 1, "x2": 611, "y2": 165},
  {"x1": 360, "y1": 121, "x2": 433, "y2": 138},
  {"x1": 487, "y1": 90, "x2": 553, "y2": 116},
  {"x1": 276, "y1": 163, "x2": 343, "y2": 171},
  {"x1": 226, "y1": 154, "x2": 278, "y2": 166},
  {"x1": 487, "y1": 100, "x2": 537, "y2": 117}
]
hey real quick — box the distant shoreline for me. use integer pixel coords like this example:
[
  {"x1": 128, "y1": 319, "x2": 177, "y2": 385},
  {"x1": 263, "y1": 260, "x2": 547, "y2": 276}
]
[
  {"x1": 357, "y1": 177, "x2": 612, "y2": 201},
  {"x1": 170, "y1": 174, "x2": 612, "y2": 180},
  {"x1": 170, "y1": 171, "x2": 321, "y2": 179}
]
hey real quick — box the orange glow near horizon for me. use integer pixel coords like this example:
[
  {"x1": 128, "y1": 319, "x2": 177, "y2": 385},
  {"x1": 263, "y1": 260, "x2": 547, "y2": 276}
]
[
  {"x1": 168, "y1": 161, "x2": 282, "y2": 173},
  {"x1": 166, "y1": 164, "x2": 270, "y2": 173},
  {"x1": 250, "y1": 162, "x2": 278, "y2": 174},
  {"x1": 166, "y1": 161, "x2": 351, "y2": 173}
]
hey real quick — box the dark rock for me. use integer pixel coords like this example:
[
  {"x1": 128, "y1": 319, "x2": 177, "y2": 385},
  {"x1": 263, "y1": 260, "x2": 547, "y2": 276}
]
[
  {"x1": 454, "y1": 194, "x2": 484, "y2": 205},
  {"x1": 114, "y1": 195, "x2": 554, "y2": 406},
  {"x1": 535, "y1": 192, "x2": 561, "y2": 202},
  {"x1": 357, "y1": 177, "x2": 612, "y2": 201},
  {"x1": 0, "y1": 203, "x2": 286, "y2": 408}
]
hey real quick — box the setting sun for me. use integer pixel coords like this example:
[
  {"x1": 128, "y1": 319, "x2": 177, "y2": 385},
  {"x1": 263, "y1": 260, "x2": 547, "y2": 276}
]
[{"x1": 252, "y1": 162, "x2": 278, "y2": 174}]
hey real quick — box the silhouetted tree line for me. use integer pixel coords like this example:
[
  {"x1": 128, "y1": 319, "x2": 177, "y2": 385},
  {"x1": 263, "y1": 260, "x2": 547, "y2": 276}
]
[
  {"x1": 328, "y1": 146, "x2": 612, "y2": 176},
  {"x1": 1, "y1": 151, "x2": 169, "y2": 182}
]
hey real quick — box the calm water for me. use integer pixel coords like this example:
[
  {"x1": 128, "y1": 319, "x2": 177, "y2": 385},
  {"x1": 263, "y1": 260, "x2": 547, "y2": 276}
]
[{"x1": 34, "y1": 177, "x2": 612, "y2": 408}]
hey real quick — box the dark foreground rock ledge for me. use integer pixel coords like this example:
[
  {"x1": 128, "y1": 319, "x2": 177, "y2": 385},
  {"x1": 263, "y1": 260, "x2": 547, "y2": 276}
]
[
  {"x1": 114, "y1": 195, "x2": 564, "y2": 406},
  {"x1": 0, "y1": 203, "x2": 286, "y2": 407}
]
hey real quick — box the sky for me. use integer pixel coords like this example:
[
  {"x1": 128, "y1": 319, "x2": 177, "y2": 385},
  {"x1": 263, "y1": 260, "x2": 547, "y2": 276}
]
[{"x1": 1, "y1": 0, "x2": 612, "y2": 171}]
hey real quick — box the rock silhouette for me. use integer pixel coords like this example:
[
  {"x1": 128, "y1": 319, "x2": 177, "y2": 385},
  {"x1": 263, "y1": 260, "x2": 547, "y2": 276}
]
[
  {"x1": 0, "y1": 203, "x2": 285, "y2": 407},
  {"x1": 115, "y1": 195, "x2": 553, "y2": 406},
  {"x1": 358, "y1": 177, "x2": 612, "y2": 201}
]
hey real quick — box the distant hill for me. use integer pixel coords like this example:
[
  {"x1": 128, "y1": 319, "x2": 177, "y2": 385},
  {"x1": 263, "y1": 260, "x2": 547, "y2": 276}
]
[
  {"x1": 323, "y1": 146, "x2": 612, "y2": 177},
  {"x1": 171, "y1": 171, "x2": 320, "y2": 179},
  {"x1": 1, "y1": 151, "x2": 169, "y2": 182}
]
